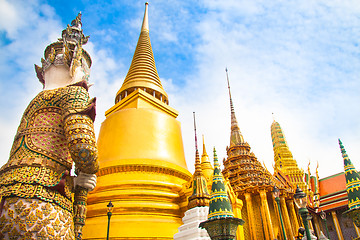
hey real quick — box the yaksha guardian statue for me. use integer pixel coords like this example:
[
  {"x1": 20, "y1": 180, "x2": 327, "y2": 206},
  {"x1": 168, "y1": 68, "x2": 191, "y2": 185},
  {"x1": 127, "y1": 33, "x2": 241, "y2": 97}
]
[{"x1": 0, "y1": 13, "x2": 99, "y2": 239}]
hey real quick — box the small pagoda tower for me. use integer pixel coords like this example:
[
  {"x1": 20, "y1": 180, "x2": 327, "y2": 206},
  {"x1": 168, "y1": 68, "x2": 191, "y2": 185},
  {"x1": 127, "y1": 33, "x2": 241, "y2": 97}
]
[
  {"x1": 174, "y1": 113, "x2": 210, "y2": 240},
  {"x1": 221, "y1": 69, "x2": 275, "y2": 240},
  {"x1": 83, "y1": 3, "x2": 192, "y2": 239},
  {"x1": 199, "y1": 148, "x2": 244, "y2": 240},
  {"x1": 339, "y1": 139, "x2": 360, "y2": 227}
]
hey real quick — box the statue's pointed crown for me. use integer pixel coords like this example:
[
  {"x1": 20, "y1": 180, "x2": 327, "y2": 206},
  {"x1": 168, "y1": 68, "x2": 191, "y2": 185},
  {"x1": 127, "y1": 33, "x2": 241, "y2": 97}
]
[
  {"x1": 115, "y1": 3, "x2": 168, "y2": 104},
  {"x1": 35, "y1": 12, "x2": 91, "y2": 86}
]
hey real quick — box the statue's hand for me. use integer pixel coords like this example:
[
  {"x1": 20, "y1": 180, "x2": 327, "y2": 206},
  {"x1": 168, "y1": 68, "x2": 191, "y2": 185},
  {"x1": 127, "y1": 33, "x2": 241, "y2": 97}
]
[{"x1": 74, "y1": 172, "x2": 97, "y2": 191}]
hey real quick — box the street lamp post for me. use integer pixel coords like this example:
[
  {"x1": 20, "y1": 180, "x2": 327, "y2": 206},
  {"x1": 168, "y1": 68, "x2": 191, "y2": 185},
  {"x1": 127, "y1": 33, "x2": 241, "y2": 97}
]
[
  {"x1": 106, "y1": 201, "x2": 114, "y2": 240},
  {"x1": 320, "y1": 210, "x2": 330, "y2": 239},
  {"x1": 273, "y1": 186, "x2": 287, "y2": 240},
  {"x1": 294, "y1": 186, "x2": 312, "y2": 240}
]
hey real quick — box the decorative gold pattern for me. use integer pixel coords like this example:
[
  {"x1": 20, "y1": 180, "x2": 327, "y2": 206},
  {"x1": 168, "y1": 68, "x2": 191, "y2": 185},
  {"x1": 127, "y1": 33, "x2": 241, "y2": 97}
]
[
  {"x1": 0, "y1": 197, "x2": 74, "y2": 239},
  {"x1": 98, "y1": 164, "x2": 191, "y2": 181},
  {"x1": 0, "y1": 85, "x2": 98, "y2": 213}
]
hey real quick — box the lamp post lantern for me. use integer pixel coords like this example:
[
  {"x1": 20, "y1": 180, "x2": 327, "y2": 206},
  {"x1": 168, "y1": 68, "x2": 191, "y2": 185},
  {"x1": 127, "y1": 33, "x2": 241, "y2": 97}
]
[
  {"x1": 106, "y1": 201, "x2": 114, "y2": 240},
  {"x1": 273, "y1": 186, "x2": 287, "y2": 240},
  {"x1": 320, "y1": 210, "x2": 330, "y2": 239},
  {"x1": 294, "y1": 186, "x2": 311, "y2": 240}
]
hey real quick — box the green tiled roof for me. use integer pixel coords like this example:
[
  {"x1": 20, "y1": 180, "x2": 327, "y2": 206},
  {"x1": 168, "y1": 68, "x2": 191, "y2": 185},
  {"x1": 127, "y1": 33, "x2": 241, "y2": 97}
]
[{"x1": 208, "y1": 148, "x2": 234, "y2": 220}]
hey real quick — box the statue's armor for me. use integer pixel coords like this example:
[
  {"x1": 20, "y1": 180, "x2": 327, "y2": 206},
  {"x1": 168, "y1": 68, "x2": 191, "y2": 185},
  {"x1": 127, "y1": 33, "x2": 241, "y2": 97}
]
[{"x1": 0, "y1": 84, "x2": 98, "y2": 213}]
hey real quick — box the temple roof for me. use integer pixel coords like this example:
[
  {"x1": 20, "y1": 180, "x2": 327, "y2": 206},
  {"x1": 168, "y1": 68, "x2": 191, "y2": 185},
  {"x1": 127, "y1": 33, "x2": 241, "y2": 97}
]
[
  {"x1": 339, "y1": 139, "x2": 360, "y2": 211},
  {"x1": 115, "y1": 3, "x2": 168, "y2": 104},
  {"x1": 208, "y1": 148, "x2": 234, "y2": 220}
]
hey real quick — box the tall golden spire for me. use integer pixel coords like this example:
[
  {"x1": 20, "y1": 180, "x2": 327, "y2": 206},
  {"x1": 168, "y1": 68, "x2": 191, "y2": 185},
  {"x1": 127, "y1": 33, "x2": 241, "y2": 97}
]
[
  {"x1": 115, "y1": 2, "x2": 168, "y2": 104},
  {"x1": 226, "y1": 68, "x2": 244, "y2": 146}
]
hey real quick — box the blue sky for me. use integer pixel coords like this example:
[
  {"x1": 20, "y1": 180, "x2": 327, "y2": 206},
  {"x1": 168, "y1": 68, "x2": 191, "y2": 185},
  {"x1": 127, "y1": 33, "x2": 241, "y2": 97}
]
[{"x1": 0, "y1": 0, "x2": 359, "y2": 179}]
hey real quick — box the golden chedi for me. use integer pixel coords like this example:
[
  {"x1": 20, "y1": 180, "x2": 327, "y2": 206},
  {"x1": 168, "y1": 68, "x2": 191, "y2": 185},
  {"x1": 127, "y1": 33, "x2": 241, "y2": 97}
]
[{"x1": 83, "y1": 3, "x2": 192, "y2": 239}]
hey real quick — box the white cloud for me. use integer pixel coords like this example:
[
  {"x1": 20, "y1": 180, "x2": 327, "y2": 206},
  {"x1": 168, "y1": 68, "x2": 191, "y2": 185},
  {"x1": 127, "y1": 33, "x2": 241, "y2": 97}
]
[{"x1": 171, "y1": 0, "x2": 360, "y2": 178}]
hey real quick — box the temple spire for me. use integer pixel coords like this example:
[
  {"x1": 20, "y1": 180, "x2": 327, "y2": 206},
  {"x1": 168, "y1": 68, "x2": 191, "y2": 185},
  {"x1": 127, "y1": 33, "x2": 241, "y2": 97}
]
[
  {"x1": 193, "y1": 112, "x2": 200, "y2": 173},
  {"x1": 200, "y1": 135, "x2": 213, "y2": 183},
  {"x1": 339, "y1": 139, "x2": 360, "y2": 211},
  {"x1": 202, "y1": 135, "x2": 207, "y2": 157},
  {"x1": 226, "y1": 68, "x2": 244, "y2": 146},
  {"x1": 339, "y1": 139, "x2": 360, "y2": 227},
  {"x1": 141, "y1": 2, "x2": 149, "y2": 32},
  {"x1": 115, "y1": 2, "x2": 168, "y2": 104},
  {"x1": 188, "y1": 112, "x2": 210, "y2": 209},
  {"x1": 207, "y1": 147, "x2": 234, "y2": 219}
]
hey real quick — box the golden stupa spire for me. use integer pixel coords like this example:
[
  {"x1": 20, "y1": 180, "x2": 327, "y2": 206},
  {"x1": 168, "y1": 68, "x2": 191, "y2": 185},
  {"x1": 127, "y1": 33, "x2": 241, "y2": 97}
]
[
  {"x1": 201, "y1": 135, "x2": 213, "y2": 182},
  {"x1": 115, "y1": 2, "x2": 168, "y2": 104},
  {"x1": 188, "y1": 112, "x2": 210, "y2": 209},
  {"x1": 226, "y1": 68, "x2": 244, "y2": 146},
  {"x1": 202, "y1": 135, "x2": 208, "y2": 157}
]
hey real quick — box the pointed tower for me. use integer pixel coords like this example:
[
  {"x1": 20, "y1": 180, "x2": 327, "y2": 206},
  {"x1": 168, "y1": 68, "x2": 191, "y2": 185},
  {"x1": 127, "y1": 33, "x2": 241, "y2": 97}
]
[
  {"x1": 83, "y1": 3, "x2": 192, "y2": 239},
  {"x1": 174, "y1": 113, "x2": 210, "y2": 240},
  {"x1": 208, "y1": 148, "x2": 234, "y2": 219},
  {"x1": 339, "y1": 139, "x2": 360, "y2": 227},
  {"x1": 114, "y1": 2, "x2": 168, "y2": 105},
  {"x1": 270, "y1": 119, "x2": 307, "y2": 191},
  {"x1": 201, "y1": 135, "x2": 213, "y2": 185},
  {"x1": 222, "y1": 69, "x2": 273, "y2": 193},
  {"x1": 199, "y1": 148, "x2": 244, "y2": 240},
  {"x1": 221, "y1": 69, "x2": 279, "y2": 240},
  {"x1": 188, "y1": 112, "x2": 210, "y2": 209}
]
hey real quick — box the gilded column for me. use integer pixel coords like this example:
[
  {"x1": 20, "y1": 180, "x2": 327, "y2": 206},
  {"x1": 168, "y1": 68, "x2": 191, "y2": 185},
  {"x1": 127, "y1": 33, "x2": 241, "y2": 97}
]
[
  {"x1": 272, "y1": 196, "x2": 281, "y2": 239},
  {"x1": 331, "y1": 211, "x2": 344, "y2": 240},
  {"x1": 232, "y1": 199, "x2": 244, "y2": 240},
  {"x1": 245, "y1": 192, "x2": 256, "y2": 240},
  {"x1": 287, "y1": 200, "x2": 300, "y2": 234},
  {"x1": 280, "y1": 196, "x2": 294, "y2": 240},
  {"x1": 353, "y1": 223, "x2": 360, "y2": 237},
  {"x1": 313, "y1": 215, "x2": 322, "y2": 237},
  {"x1": 260, "y1": 190, "x2": 275, "y2": 240}
]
